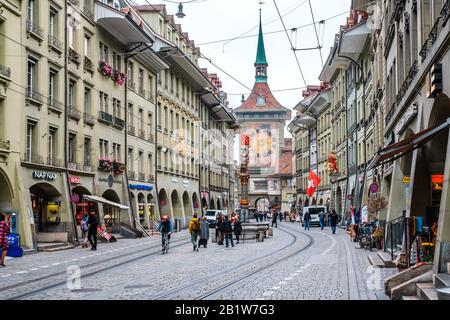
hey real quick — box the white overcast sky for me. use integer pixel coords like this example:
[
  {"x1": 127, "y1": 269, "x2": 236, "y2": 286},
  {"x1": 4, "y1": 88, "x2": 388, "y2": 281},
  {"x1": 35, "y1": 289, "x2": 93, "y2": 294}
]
[{"x1": 135, "y1": 0, "x2": 351, "y2": 160}]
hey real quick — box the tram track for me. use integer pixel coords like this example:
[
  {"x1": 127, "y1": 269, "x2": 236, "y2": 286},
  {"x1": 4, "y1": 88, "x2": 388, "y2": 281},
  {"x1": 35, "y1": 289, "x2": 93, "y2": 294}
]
[
  {"x1": 151, "y1": 224, "x2": 315, "y2": 300},
  {"x1": 3, "y1": 237, "x2": 192, "y2": 300},
  {"x1": 195, "y1": 225, "x2": 315, "y2": 300}
]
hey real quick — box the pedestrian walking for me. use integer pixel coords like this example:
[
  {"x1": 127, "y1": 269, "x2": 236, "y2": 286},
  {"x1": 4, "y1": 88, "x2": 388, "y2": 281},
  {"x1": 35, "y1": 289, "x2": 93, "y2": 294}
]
[
  {"x1": 319, "y1": 210, "x2": 326, "y2": 230},
  {"x1": 188, "y1": 214, "x2": 201, "y2": 251},
  {"x1": 272, "y1": 211, "x2": 278, "y2": 228},
  {"x1": 216, "y1": 214, "x2": 225, "y2": 245},
  {"x1": 223, "y1": 215, "x2": 234, "y2": 248},
  {"x1": 0, "y1": 214, "x2": 10, "y2": 267},
  {"x1": 199, "y1": 216, "x2": 209, "y2": 248},
  {"x1": 80, "y1": 213, "x2": 89, "y2": 248},
  {"x1": 303, "y1": 210, "x2": 311, "y2": 231},
  {"x1": 329, "y1": 209, "x2": 338, "y2": 235},
  {"x1": 234, "y1": 216, "x2": 243, "y2": 244},
  {"x1": 87, "y1": 211, "x2": 99, "y2": 251},
  {"x1": 279, "y1": 211, "x2": 283, "y2": 222},
  {"x1": 255, "y1": 211, "x2": 259, "y2": 222}
]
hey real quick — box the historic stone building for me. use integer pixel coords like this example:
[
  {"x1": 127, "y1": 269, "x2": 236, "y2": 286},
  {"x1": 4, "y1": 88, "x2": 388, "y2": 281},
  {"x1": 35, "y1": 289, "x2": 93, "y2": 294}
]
[
  {"x1": 0, "y1": 0, "x2": 237, "y2": 250},
  {"x1": 235, "y1": 11, "x2": 291, "y2": 213}
]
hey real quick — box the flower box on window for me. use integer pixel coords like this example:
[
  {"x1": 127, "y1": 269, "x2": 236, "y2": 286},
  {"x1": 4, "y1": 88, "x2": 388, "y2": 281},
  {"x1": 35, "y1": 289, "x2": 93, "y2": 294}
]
[
  {"x1": 113, "y1": 161, "x2": 126, "y2": 174},
  {"x1": 98, "y1": 158, "x2": 112, "y2": 172},
  {"x1": 112, "y1": 70, "x2": 127, "y2": 86},
  {"x1": 99, "y1": 61, "x2": 113, "y2": 78}
]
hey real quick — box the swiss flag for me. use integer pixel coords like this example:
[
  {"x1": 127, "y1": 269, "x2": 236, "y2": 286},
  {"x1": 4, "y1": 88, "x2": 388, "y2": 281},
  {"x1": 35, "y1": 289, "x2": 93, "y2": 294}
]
[{"x1": 306, "y1": 170, "x2": 321, "y2": 197}]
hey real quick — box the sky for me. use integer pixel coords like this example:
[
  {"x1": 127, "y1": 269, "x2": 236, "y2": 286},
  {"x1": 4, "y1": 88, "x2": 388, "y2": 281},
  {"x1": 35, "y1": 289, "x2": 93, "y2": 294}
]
[{"x1": 135, "y1": 0, "x2": 351, "y2": 160}]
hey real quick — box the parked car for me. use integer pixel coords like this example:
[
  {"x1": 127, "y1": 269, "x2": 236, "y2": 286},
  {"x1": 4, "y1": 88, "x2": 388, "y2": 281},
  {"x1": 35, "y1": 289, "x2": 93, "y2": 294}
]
[
  {"x1": 204, "y1": 210, "x2": 228, "y2": 228},
  {"x1": 301, "y1": 206, "x2": 327, "y2": 227}
]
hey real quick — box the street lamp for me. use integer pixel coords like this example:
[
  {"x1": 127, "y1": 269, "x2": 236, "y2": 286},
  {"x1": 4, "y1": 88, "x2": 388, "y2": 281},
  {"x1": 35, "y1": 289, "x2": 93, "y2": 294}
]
[{"x1": 176, "y1": 3, "x2": 186, "y2": 18}]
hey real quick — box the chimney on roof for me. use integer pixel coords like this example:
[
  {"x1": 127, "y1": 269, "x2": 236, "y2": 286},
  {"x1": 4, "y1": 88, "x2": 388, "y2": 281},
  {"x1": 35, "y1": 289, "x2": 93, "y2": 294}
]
[{"x1": 241, "y1": 94, "x2": 245, "y2": 103}]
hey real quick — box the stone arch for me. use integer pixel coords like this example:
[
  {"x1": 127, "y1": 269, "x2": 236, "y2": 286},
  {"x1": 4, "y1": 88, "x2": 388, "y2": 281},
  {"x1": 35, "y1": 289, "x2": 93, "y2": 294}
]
[
  {"x1": 147, "y1": 194, "x2": 155, "y2": 223},
  {"x1": 30, "y1": 182, "x2": 62, "y2": 232},
  {"x1": 192, "y1": 192, "x2": 199, "y2": 215},
  {"x1": 158, "y1": 188, "x2": 170, "y2": 217},
  {"x1": 171, "y1": 190, "x2": 183, "y2": 223},
  {"x1": 137, "y1": 193, "x2": 146, "y2": 226},
  {"x1": 102, "y1": 189, "x2": 124, "y2": 226},
  {"x1": 0, "y1": 169, "x2": 13, "y2": 211},
  {"x1": 182, "y1": 191, "x2": 192, "y2": 222},
  {"x1": 201, "y1": 196, "x2": 208, "y2": 210},
  {"x1": 216, "y1": 198, "x2": 221, "y2": 210},
  {"x1": 255, "y1": 197, "x2": 270, "y2": 212},
  {"x1": 72, "y1": 186, "x2": 92, "y2": 225},
  {"x1": 336, "y1": 187, "x2": 343, "y2": 216},
  {"x1": 210, "y1": 197, "x2": 216, "y2": 209}
]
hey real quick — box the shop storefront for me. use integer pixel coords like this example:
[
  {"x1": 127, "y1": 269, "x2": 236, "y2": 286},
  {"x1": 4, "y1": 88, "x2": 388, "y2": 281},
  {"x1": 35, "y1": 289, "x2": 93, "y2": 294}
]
[
  {"x1": 25, "y1": 168, "x2": 74, "y2": 244},
  {"x1": 129, "y1": 183, "x2": 155, "y2": 228}
]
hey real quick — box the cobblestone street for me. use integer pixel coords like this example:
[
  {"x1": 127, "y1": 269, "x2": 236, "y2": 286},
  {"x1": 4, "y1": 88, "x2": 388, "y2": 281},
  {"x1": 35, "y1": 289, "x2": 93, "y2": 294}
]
[{"x1": 0, "y1": 222, "x2": 398, "y2": 300}]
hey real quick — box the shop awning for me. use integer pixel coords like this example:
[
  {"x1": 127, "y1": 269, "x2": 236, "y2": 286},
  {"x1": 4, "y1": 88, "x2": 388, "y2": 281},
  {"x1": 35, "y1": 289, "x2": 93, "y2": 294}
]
[
  {"x1": 83, "y1": 195, "x2": 129, "y2": 211},
  {"x1": 367, "y1": 117, "x2": 450, "y2": 170}
]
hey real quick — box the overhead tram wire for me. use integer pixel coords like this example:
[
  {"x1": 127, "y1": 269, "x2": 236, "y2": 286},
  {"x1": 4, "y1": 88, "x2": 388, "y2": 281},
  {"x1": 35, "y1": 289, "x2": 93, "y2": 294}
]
[
  {"x1": 308, "y1": 0, "x2": 324, "y2": 67},
  {"x1": 272, "y1": 0, "x2": 306, "y2": 87},
  {"x1": 197, "y1": 0, "x2": 378, "y2": 46},
  {"x1": 221, "y1": 0, "x2": 308, "y2": 49}
]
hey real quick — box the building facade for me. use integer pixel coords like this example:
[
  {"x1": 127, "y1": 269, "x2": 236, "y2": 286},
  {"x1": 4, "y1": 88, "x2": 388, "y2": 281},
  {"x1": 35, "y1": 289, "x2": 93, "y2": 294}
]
[
  {"x1": 291, "y1": 0, "x2": 450, "y2": 276},
  {"x1": 0, "y1": 0, "x2": 237, "y2": 250}
]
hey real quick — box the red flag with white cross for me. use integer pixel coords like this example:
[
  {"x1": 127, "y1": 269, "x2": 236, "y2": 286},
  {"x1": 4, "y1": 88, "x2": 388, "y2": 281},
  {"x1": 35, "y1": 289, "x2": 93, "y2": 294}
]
[{"x1": 306, "y1": 170, "x2": 321, "y2": 197}]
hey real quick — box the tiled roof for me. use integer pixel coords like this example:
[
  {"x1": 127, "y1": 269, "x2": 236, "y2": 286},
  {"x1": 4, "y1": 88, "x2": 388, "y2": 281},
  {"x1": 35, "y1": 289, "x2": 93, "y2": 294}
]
[{"x1": 234, "y1": 82, "x2": 290, "y2": 114}]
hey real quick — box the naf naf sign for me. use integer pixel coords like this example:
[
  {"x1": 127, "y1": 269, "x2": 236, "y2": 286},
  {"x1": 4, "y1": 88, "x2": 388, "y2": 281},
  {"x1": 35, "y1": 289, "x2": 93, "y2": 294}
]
[{"x1": 32, "y1": 171, "x2": 57, "y2": 181}]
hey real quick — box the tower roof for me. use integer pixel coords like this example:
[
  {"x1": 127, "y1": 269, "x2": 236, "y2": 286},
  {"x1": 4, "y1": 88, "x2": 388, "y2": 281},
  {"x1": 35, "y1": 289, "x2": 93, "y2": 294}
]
[{"x1": 255, "y1": 10, "x2": 268, "y2": 66}]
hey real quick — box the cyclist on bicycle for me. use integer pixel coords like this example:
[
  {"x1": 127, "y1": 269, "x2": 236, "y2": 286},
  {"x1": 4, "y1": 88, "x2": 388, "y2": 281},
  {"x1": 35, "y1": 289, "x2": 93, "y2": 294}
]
[{"x1": 158, "y1": 215, "x2": 173, "y2": 253}]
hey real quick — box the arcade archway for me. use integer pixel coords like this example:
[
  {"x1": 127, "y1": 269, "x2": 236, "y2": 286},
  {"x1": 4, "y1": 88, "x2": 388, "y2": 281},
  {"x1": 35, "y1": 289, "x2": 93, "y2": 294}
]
[{"x1": 30, "y1": 182, "x2": 61, "y2": 233}]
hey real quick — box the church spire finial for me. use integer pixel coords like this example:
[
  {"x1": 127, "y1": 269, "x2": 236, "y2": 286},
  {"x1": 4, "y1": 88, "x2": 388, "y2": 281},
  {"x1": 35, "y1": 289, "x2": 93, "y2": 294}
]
[{"x1": 255, "y1": 7, "x2": 268, "y2": 83}]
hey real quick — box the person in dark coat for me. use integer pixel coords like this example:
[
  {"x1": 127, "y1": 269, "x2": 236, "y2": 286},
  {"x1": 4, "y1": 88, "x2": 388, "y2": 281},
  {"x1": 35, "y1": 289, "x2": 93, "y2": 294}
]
[
  {"x1": 199, "y1": 216, "x2": 209, "y2": 248},
  {"x1": 329, "y1": 209, "x2": 339, "y2": 235},
  {"x1": 87, "y1": 211, "x2": 99, "y2": 251},
  {"x1": 272, "y1": 210, "x2": 278, "y2": 227},
  {"x1": 223, "y1": 215, "x2": 234, "y2": 248},
  {"x1": 303, "y1": 210, "x2": 311, "y2": 231},
  {"x1": 216, "y1": 214, "x2": 225, "y2": 245},
  {"x1": 234, "y1": 216, "x2": 243, "y2": 244}
]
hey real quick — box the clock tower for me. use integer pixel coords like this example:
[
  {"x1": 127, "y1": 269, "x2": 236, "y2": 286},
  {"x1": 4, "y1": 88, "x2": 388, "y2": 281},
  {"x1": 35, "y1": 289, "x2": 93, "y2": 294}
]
[{"x1": 234, "y1": 8, "x2": 291, "y2": 214}]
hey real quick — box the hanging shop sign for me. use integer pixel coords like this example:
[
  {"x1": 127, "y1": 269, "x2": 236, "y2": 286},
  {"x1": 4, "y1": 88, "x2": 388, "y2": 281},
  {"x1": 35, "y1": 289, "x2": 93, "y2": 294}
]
[
  {"x1": 394, "y1": 103, "x2": 418, "y2": 135},
  {"x1": 32, "y1": 171, "x2": 57, "y2": 181},
  {"x1": 69, "y1": 176, "x2": 81, "y2": 184},
  {"x1": 432, "y1": 175, "x2": 444, "y2": 191},
  {"x1": 129, "y1": 184, "x2": 153, "y2": 191},
  {"x1": 369, "y1": 182, "x2": 379, "y2": 193},
  {"x1": 70, "y1": 193, "x2": 80, "y2": 204}
]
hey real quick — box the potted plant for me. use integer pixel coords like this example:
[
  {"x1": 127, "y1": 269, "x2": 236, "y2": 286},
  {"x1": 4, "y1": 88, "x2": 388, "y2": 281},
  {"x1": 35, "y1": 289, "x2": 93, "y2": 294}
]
[
  {"x1": 112, "y1": 70, "x2": 127, "y2": 86},
  {"x1": 99, "y1": 61, "x2": 113, "y2": 78},
  {"x1": 372, "y1": 228, "x2": 384, "y2": 249}
]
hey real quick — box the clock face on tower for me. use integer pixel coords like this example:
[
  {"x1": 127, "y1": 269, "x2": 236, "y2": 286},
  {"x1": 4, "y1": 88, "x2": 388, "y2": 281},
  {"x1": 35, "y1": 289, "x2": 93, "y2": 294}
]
[{"x1": 256, "y1": 95, "x2": 266, "y2": 107}]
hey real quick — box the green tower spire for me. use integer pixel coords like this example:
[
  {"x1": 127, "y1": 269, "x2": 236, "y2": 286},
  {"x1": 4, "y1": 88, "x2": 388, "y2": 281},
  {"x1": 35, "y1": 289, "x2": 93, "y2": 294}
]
[{"x1": 255, "y1": 9, "x2": 268, "y2": 83}]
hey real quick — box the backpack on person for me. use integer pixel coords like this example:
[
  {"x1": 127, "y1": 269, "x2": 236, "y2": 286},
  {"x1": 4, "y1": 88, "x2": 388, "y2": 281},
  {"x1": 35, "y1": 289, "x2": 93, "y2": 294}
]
[
  {"x1": 81, "y1": 218, "x2": 89, "y2": 232},
  {"x1": 191, "y1": 219, "x2": 201, "y2": 234},
  {"x1": 160, "y1": 220, "x2": 170, "y2": 233}
]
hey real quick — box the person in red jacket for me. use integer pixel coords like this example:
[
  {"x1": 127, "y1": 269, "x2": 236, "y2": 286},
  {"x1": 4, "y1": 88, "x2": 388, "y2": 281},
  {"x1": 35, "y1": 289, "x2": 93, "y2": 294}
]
[{"x1": 0, "y1": 214, "x2": 10, "y2": 267}]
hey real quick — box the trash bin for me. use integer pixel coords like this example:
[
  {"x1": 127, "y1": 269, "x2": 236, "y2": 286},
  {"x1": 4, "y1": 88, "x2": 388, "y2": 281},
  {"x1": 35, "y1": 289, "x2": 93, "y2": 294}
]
[{"x1": 7, "y1": 233, "x2": 23, "y2": 257}]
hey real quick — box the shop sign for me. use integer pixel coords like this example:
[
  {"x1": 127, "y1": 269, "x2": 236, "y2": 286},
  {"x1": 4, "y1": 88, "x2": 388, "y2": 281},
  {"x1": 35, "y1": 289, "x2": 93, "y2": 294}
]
[
  {"x1": 403, "y1": 176, "x2": 411, "y2": 184},
  {"x1": 432, "y1": 175, "x2": 444, "y2": 191},
  {"x1": 369, "y1": 182, "x2": 379, "y2": 193},
  {"x1": 394, "y1": 103, "x2": 417, "y2": 135},
  {"x1": 70, "y1": 193, "x2": 80, "y2": 204},
  {"x1": 69, "y1": 176, "x2": 81, "y2": 184},
  {"x1": 129, "y1": 184, "x2": 153, "y2": 191},
  {"x1": 32, "y1": 171, "x2": 57, "y2": 181}
]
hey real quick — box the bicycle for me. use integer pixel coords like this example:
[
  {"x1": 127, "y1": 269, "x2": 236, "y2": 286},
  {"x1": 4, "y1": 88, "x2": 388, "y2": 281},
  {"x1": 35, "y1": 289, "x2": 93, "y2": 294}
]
[{"x1": 162, "y1": 232, "x2": 170, "y2": 254}]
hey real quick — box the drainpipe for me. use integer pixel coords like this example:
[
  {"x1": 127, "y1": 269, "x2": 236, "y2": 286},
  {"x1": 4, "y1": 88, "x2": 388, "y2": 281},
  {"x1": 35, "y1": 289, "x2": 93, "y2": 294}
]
[
  {"x1": 154, "y1": 73, "x2": 161, "y2": 220},
  {"x1": 64, "y1": 2, "x2": 79, "y2": 246},
  {"x1": 343, "y1": 69, "x2": 350, "y2": 225},
  {"x1": 198, "y1": 102, "x2": 202, "y2": 214}
]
